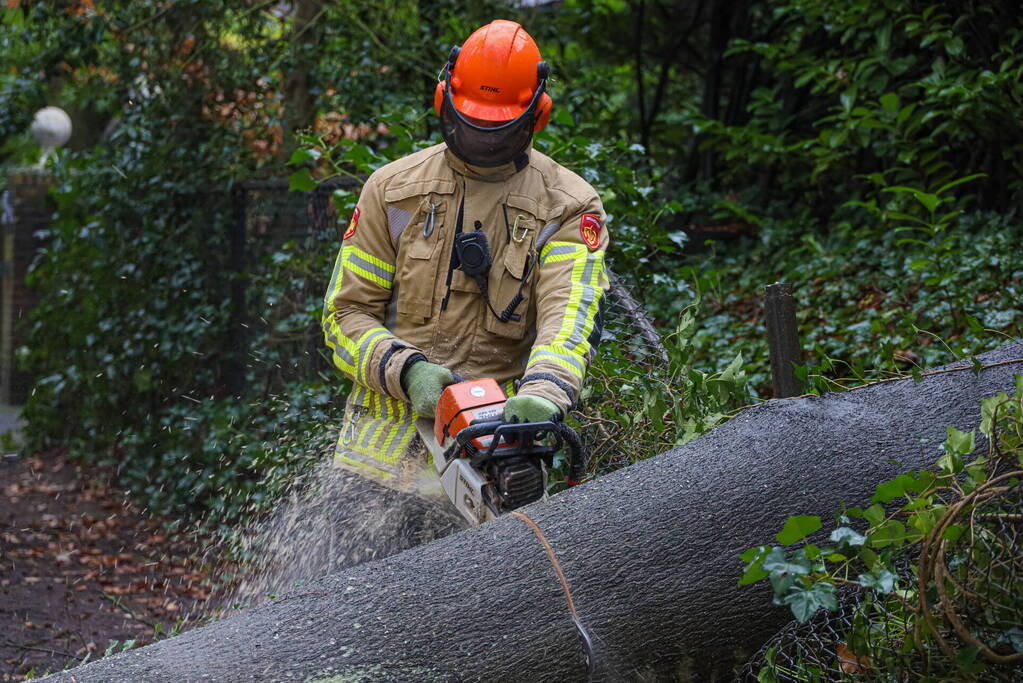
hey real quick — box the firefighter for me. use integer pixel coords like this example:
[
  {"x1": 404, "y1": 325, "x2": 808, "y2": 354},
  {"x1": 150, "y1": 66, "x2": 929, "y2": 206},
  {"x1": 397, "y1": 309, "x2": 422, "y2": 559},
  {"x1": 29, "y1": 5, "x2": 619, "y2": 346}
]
[{"x1": 323, "y1": 19, "x2": 609, "y2": 501}]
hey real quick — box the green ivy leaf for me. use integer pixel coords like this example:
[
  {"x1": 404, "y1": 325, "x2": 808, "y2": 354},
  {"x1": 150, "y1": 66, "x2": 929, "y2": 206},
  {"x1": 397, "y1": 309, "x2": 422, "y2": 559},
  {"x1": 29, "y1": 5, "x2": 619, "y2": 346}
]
[
  {"x1": 938, "y1": 426, "x2": 974, "y2": 473},
  {"x1": 552, "y1": 108, "x2": 575, "y2": 126},
  {"x1": 858, "y1": 569, "x2": 898, "y2": 593},
  {"x1": 287, "y1": 147, "x2": 321, "y2": 166},
  {"x1": 762, "y1": 547, "x2": 811, "y2": 576},
  {"x1": 783, "y1": 583, "x2": 838, "y2": 623},
  {"x1": 776, "y1": 515, "x2": 822, "y2": 545},
  {"x1": 980, "y1": 393, "x2": 1009, "y2": 437},
  {"x1": 955, "y1": 645, "x2": 981, "y2": 668},
  {"x1": 863, "y1": 503, "x2": 885, "y2": 527},
  {"x1": 872, "y1": 475, "x2": 908, "y2": 503},
  {"x1": 738, "y1": 545, "x2": 771, "y2": 585},
  {"x1": 869, "y1": 519, "x2": 906, "y2": 548},
  {"x1": 945, "y1": 426, "x2": 976, "y2": 455},
  {"x1": 830, "y1": 526, "x2": 867, "y2": 547},
  {"x1": 287, "y1": 168, "x2": 318, "y2": 193}
]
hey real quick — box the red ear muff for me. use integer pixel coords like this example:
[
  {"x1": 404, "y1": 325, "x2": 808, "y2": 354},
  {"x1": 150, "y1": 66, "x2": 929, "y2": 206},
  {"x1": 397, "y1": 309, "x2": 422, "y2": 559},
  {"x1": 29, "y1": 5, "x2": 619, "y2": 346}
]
[
  {"x1": 434, "y1": 81, "x2": 446, "y2": 117},
  {"x1": 533, "y1": 93, "x2": 552, "y2": 132},
  {"x1": 434, "y1": 45, "x2": 461, "y2": 116}
]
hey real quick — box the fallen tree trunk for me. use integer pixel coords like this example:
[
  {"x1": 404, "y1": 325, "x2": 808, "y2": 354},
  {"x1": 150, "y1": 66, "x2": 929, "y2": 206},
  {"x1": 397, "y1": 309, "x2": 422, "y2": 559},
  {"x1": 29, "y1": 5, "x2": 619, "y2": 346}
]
[{"x1": 48, "y1": 344, "x2": 1023, "y2": 682}]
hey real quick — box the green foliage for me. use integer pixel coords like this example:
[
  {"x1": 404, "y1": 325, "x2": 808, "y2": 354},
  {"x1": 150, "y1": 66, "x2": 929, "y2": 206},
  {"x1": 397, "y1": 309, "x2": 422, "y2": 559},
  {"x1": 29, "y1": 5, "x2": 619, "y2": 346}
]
[
  {"x1": 6, "y1": 0, "x2": 1023, "y2": 527},
  {"x1": 576, "y1": 302, "x2": 751, "y2": 476},
  {"x1": 9, "y1": 1, "x2": 347, "y2": 521},
  {"x1": 675, "y1": 174, "x2": 1023, "y2": 398},
  {"x1": 697, "y1": 0, "x2": 1023, "y2": 212},
  {"x1": 741, "y1": 376, "x2": 1023, "y2": 678}
]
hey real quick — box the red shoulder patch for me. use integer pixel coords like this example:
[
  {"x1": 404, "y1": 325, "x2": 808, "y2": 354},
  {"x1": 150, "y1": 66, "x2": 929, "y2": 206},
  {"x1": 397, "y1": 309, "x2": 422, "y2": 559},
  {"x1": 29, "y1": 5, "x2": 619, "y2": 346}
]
[
  {"x1": 580, "y1": 213, "x2": 602, "y2": 249},
  {"x1": 343, "y1": 206, "x2": 361, "y2": 240}
]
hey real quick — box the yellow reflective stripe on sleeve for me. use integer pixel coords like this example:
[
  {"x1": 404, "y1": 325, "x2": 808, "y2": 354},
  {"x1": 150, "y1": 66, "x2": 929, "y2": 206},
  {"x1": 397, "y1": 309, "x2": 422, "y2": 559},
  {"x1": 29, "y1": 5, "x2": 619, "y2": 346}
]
[
  {"x1": 342, "y1": 245, "x2": 395, "y2": 289},
  {"x1": 531, "y1": 241, "x2": 606, "y2": 379},
  {"x1": 528, "y1": 344, "x2": 586, "y2": 379},
  {"x1": 539, "y1": 241, "x2": 586, "y2": 266},
  {"x1": 385, "y1": 421, "x2": 416, "y2": 463},
  {"x1": 378, "y1": 400, "x2": 410, "y2": 457},
  {"x1": 355, "y1": 327, "x2": 391, "y2": 385},
  {"x1": 322, "y1": 247, "x2": 359, "y2": 375},
  {"x1": 555, "y1": 250, "x2": 605, "y2": 355}
]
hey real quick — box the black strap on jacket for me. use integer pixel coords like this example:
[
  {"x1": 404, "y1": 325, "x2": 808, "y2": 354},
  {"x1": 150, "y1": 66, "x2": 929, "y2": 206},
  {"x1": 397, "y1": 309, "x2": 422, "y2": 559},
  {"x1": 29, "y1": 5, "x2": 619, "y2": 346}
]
[{"x1": 440, "y1": 194, "x2": 465, "y2": 312}]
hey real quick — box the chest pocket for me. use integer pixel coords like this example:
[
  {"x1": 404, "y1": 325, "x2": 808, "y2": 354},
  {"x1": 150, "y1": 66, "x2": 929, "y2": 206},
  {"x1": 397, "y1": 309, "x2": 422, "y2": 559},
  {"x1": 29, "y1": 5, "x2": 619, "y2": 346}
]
[
  {"x1": 387, "y1": 180, "x2": 455, "y2": 324},
  {"x1": 482, "y1": 194, "x2": 548, "y2": 340}
]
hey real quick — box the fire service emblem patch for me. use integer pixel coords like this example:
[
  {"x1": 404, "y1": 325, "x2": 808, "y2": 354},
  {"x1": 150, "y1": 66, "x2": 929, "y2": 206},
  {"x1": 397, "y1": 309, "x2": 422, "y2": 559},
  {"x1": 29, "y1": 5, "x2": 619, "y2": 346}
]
[
  {"x1": 343, "y1": 206, "x2": 360, "y2": 240},
  {"x1": 580, "y1": 213, "x2": 602, "y2": 249}
]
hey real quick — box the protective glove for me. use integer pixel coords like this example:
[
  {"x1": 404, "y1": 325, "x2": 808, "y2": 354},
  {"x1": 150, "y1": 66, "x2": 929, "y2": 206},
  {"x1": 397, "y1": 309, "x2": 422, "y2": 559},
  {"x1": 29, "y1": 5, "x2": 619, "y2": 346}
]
[
  {"x1": 504, "y1": 394, "x2": 561, "y2": 424},
  {"x1": 403, "y1": 360, "x2": 455, "y2": 417}
]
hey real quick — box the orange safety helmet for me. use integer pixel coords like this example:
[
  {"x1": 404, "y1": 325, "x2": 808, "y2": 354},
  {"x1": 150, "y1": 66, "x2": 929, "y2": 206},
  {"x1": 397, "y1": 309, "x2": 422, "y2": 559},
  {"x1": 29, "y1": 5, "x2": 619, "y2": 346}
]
[{"x1": 434, "y1": 20, "x2": 552, "y2": 167}]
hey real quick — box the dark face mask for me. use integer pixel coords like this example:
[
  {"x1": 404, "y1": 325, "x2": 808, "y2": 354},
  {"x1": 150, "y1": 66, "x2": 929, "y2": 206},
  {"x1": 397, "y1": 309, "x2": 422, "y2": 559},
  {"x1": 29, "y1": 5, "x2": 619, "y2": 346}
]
[{"x1": 439, "y1": 69, "x2": 547, "y2": 168}]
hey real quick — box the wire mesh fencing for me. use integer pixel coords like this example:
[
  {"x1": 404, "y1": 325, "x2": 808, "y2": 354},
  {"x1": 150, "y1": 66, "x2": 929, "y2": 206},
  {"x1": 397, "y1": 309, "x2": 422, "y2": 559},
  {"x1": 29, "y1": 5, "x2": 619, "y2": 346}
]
[
  {"x1": 569, "y1": 271, "x2": 670, "y2": 474},
  {"x1": 739, "y1": 477, "x2": 1023, "y2": 682}
]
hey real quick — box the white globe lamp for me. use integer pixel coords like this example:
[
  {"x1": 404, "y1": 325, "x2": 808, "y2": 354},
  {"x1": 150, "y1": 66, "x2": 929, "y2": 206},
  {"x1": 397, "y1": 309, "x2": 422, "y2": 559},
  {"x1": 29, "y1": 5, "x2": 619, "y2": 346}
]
[{"x1": 30, "y1": 106, "x2": 73, "y2": 166}]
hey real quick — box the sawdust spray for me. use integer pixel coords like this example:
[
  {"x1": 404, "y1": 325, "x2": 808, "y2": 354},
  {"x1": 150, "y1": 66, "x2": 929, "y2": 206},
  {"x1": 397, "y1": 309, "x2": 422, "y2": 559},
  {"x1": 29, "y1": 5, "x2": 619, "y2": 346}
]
[{"x1": 212, "y1": 446, "x2": 466, "y2": 612}]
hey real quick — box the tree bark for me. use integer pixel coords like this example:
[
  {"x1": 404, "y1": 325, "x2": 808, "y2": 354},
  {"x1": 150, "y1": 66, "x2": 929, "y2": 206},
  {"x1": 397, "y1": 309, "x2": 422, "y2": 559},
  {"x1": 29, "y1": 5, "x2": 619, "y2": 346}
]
[{"x1": 45, "y1": 344, "x2": 1023, "y2": 682}]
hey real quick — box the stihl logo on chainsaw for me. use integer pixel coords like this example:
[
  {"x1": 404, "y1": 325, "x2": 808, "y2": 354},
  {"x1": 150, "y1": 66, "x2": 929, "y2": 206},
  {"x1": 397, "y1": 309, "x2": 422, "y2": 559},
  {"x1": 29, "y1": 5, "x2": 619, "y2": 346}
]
[{"x1": 479, "y1": 85, "x2": 501, "y2": 93}]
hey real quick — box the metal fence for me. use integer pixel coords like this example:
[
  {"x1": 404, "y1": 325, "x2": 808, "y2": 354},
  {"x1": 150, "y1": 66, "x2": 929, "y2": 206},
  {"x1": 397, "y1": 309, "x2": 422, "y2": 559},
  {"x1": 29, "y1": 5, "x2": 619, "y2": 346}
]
[{"x1": 222, "y1": 178, "x2": 349, "y2": 395}]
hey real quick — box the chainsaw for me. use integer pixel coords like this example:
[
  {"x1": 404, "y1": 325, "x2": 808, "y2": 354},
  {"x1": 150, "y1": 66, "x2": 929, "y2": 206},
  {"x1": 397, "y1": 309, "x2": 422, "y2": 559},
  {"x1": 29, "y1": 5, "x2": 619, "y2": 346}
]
[{"x1": 415, "y1": 377, "x2": 586, "y2": 526}]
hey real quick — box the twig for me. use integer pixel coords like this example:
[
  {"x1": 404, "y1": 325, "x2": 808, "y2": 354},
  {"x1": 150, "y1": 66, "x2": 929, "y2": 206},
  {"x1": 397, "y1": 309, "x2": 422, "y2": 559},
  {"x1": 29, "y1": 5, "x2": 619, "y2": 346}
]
[
  {"x1": 1, "y1": 637, "x2": 82, "y2": 661},
  {"x1": 975, "y1": 513, "x2": 1022, "y2": 522},
  {"x1": 102, "y1": 592, "x2": 160, "y2": 630},
  {"x1": 119, "y1": 4, "x2": 175, "y2": 35}
]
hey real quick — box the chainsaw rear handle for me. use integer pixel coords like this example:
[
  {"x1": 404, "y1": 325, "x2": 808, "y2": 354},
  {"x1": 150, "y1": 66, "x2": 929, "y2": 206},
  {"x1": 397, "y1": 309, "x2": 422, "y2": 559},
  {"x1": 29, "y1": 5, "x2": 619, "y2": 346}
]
[{"x1": 454, "y1": 419, "x2": 587, "y2": 485}]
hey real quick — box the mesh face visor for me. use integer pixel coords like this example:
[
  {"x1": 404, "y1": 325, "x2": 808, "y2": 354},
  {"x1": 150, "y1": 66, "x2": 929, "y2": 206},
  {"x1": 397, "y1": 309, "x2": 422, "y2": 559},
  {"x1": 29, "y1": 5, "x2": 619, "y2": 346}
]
[{"x1": 440, "y1": 69, "x2": 546, "y2": 168}]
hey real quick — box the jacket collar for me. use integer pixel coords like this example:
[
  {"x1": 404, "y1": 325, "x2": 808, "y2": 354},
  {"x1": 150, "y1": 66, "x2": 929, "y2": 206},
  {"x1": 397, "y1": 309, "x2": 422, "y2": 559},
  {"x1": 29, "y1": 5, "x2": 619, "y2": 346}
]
[{"x1": 443, "y1": 145, "x2": 530, "y2": 182}]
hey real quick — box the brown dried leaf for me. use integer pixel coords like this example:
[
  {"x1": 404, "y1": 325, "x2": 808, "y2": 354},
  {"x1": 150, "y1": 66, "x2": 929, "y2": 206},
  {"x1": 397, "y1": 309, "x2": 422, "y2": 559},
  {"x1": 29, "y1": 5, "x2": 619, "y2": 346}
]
[{"x1": 837, "y1": 642, "x2": 871, "y2": 675}]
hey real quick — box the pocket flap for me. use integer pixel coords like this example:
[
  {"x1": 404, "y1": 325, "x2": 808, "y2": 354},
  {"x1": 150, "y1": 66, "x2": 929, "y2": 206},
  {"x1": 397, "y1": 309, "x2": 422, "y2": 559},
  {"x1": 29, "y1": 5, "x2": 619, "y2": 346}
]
[
  {"x1": 505, "y1": 193, "x2": 545, "y2": 218},
  {"x1": 384, "y1": 179, "x2": 456, "y2": 204},
  {"x1": 503, "y1": 239, "x2": 531, "y2": 280}
]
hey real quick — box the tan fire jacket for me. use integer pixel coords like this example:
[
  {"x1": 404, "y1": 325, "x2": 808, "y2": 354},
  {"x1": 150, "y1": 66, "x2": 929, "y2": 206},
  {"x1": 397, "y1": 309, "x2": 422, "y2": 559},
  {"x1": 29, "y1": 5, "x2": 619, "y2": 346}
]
[{"x1": 323, "y1": 143, "x2": 610, "y2": 490}]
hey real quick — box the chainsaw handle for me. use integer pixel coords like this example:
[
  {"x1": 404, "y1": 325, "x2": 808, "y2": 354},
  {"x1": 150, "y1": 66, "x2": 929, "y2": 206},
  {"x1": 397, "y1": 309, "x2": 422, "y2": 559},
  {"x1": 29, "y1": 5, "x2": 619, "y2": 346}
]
[
  {"x1": 561, "y1": 423, "x2": 586, "y2": 485},
  {"x1": 454, "y1": 419, "x2": 587, "y2": 486}
]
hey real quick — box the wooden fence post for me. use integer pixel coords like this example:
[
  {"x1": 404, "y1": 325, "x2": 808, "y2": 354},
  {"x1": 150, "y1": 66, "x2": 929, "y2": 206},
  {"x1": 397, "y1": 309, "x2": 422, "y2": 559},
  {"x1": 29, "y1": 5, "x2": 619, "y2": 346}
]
[{"x1": 764, "y1": 282, "x2": 802, "y2": 398}]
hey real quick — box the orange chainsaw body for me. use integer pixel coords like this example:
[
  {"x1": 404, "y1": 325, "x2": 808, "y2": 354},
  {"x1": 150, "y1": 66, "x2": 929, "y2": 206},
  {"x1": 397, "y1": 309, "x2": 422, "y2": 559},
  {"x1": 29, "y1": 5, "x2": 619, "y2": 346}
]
[{"x1": 434, "y1": 378, "x2": 516, "y2": 453}]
